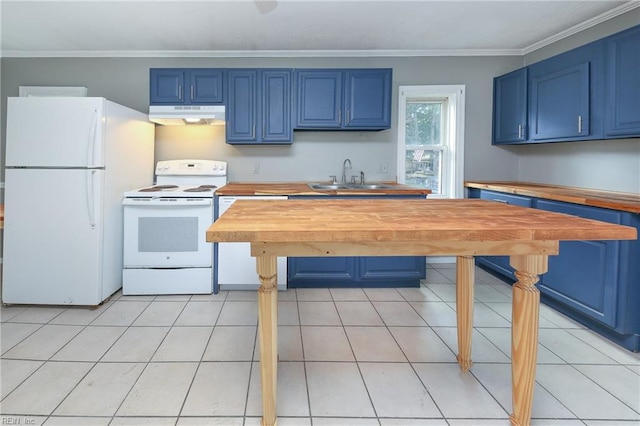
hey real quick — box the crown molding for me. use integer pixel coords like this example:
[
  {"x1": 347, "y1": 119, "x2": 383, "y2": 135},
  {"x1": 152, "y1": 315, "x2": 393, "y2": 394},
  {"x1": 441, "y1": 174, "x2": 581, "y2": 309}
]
[
  {"x1": 522, "y1": 1, "x2": 640, "y2": 55},
  {"x1": 0, "y1": 48, "x2": 524, "y2": 59}
]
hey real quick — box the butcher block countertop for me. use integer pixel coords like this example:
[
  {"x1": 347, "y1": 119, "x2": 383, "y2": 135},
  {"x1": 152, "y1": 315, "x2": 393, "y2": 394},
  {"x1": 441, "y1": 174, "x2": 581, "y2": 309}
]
[
  {"x1": 216, "y1": 182, "x2": 431, "y2": 196},
  {"x1": 465, "y1": 181, "x2": 640, "y2": 214}
]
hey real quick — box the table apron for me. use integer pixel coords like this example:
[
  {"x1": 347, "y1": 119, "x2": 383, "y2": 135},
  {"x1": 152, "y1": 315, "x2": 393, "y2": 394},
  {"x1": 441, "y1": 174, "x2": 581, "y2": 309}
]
[{"x1": 250, "y1": 240, "x2": 559, "y2": 257}]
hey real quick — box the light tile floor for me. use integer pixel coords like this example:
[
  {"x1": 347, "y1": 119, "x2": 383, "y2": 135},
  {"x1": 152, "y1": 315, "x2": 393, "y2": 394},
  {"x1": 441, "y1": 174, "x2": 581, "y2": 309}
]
[{"x1": 1, "y1": 263, "x2": 639, "y2": 425}]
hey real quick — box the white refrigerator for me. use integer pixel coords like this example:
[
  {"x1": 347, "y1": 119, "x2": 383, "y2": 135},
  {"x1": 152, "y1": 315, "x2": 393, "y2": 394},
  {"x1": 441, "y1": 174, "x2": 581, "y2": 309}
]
[{"x1": 3, "y1": 97, "x2": 155, "y2": 305}]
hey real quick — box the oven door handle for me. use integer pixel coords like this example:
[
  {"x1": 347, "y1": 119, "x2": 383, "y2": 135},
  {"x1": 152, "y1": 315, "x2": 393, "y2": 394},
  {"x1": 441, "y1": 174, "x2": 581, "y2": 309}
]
[{"x1": 122, "y1": 198, "x2": 213, "y2": 206}]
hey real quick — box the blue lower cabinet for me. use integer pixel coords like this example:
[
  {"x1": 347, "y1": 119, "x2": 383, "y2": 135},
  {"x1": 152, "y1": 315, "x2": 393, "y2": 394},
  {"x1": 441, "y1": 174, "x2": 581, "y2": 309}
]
[
  {"x1": 288, "y1": 256, "x2": 424, "y2": 288},
  {"x1": 359, "y1": 256, "x2": 425, "y2": 283},
  {"x1": 468, "y1": 187, "x2": 640, "y2": 351},
  {"x1": 536, "y1": 200, "x2": 621, "y2": 328},
  {"x1": 287, "y1": 257, "x2": 357, "y2": 287}
]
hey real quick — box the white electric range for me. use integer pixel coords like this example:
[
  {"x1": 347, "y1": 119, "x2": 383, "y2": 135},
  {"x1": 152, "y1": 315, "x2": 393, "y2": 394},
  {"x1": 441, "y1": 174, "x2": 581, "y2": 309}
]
[{"x1": 122, "y1": 159, "x2": 227, "y2": 295}]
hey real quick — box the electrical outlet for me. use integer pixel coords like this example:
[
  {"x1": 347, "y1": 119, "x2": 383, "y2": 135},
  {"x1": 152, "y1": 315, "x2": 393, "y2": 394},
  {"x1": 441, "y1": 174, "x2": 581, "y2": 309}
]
[
  {"x1": 253, "y1": 161, "x2": 260, "y2": 174},
  {"x1": 379, "y1": 163, "x2": 389, "y2": 173}
]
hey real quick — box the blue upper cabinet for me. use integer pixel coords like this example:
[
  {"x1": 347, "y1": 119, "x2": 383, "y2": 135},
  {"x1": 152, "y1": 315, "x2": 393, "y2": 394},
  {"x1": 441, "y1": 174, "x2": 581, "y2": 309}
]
[
  {"x1": 294, "y1": 69, "x2": 392, "y2": 130},
  {"x1": 492, "y1": 68, "x2": 528, "y2": 144},
  {"x1": 150, "y1": 69, "x2": 186, "y2": 104},
  {"x1": 226, "y1": 69, "x2": 292, "y2": 144},
  {"x1": 344, "y1": 69, "x2": 392, "y2": 129},
  {"x1": 150, "y1": 68, "x2": 224, "y2": 105},
  {"x1": 294, "y1": 70, "x2": 343, "y2": 128},
  {"x1": 262, "y1": 70, "x2": 292, "y2": 143},
  {"x1": 491, "y1": 24, "x2": 640, "y2": 145},
  {"x1": 528, "y1": 40, "x2": 604, "y2": 142},
  {"x1": 226, "y1": 70, "x2": 258, "y2": 142},
  {"x1": 189, "y1": 69, "x2": 224, "y2": 104},
  {"x1": 604, "y1": 25, "x2": 640, "y2": 137}
]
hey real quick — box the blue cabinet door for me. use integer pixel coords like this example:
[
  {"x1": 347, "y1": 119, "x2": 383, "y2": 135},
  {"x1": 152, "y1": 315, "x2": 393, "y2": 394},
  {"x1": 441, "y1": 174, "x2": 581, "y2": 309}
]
[
  {"x1": 226, "y1": 70, "x2": 258, "y2": 142},
  {"x1": 288, "y1": 257, "x2": 357, "y2": 287},
  {"x1": 189, "y1": 69, "x2": 224, "y2": 104},
  {"x1": 493, "y1": 68, "x2": 528, "y2": 144},
  {"x1": 528, "y1": 41, "x2": 604, "y2": 142},
  {"x1": 359, "y1": 256, "x2": 425, "y2": 283},
  {"x1": 530, "y1": 62, "x2": 590, "y2": 140},
  {"x1": 294, "y1": 70, "x2": 343, "y2": 128},
  {"x1": 344, "y1": 69, "x2": 391, "y2": 129},
  {"x1": 150, "y1": 69, "x2": 185, "y2": 104},
  {"x1": 262, "y1": 70, "x2": 292, "y2": 143},
  {"x1": 605, "y1": 25, "x2": 640, "y2": 137},
  {"x1": 536, "y1": 200, "x2": 621, "y2": 328}
]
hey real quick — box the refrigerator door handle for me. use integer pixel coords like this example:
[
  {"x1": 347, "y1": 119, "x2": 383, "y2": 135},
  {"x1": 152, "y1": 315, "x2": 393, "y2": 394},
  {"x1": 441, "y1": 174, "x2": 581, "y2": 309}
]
[
  {"x1": 87, "y1": 108, "x2": 99, "y2": 167},
  {"x1": 86, "y1": 169, "x2": 97, "y2": 229}
]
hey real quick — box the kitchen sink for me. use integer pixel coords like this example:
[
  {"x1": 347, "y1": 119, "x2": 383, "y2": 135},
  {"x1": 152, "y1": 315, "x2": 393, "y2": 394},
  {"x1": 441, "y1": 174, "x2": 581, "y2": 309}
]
[{"x1": 307, "y1": 183, "x2": 397, "y2": 191}]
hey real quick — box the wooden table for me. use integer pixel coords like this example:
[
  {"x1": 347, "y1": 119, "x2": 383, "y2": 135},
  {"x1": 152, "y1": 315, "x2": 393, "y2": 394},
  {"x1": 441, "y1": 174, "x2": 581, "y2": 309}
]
[{"x1": 206, "y1": 199, "x2": 637, "y2": 426}]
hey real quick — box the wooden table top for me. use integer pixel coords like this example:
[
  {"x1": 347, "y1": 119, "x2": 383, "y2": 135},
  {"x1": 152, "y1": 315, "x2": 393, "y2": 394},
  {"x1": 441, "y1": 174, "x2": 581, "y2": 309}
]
[
  {"x1": 206, "y1": 199, "x2": 636, "y2": 243},
  {"x1": 465, "y1": 181, "x2": 640, "y2": 213}
]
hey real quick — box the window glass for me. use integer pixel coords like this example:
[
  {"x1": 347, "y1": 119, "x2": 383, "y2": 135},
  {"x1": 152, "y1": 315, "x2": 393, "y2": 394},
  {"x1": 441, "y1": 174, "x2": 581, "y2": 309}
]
[
  {"x1": 405, "y1": 101, "x2": 442, "y2": 145},
  {"x1": 404, "y1": 149, "x2": 442, "y2": 193}
]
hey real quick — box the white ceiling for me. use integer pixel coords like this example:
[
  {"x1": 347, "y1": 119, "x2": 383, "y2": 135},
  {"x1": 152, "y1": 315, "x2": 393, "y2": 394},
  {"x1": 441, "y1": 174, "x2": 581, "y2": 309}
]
[{"x1": 1, "y1": 1, "x2": 638, "y2": 58}]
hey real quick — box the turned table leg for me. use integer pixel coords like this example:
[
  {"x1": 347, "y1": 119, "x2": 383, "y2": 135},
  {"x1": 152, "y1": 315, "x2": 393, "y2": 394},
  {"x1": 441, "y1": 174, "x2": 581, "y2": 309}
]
[
  {"x1": 256, "y1": 255, "x2": 278, "y2": 426},
  {"x1": 456, "y1": 255, "x2": 474, "y2": 371},
  {"x1": 509, "y1": 255, "x2": 547, "y2": 426}
]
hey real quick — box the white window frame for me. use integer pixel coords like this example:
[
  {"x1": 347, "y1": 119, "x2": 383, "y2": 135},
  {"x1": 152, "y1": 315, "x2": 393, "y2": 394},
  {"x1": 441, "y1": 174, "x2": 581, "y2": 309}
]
[{"x1": 397, "y1": 85, "x2": 465, "y2": 199}]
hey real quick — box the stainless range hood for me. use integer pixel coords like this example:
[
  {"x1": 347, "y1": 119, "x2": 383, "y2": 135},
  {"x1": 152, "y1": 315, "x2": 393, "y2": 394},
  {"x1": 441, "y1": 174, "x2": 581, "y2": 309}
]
[{"x1": 148, "y1": 105, "x2": 225, "y2": 126}]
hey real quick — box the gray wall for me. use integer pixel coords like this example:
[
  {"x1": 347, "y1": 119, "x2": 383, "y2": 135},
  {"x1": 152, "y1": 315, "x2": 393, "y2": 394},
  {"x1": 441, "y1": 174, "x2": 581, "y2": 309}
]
[{"x1": 1, "y1": 55, "x2": 521, "y2": 185}]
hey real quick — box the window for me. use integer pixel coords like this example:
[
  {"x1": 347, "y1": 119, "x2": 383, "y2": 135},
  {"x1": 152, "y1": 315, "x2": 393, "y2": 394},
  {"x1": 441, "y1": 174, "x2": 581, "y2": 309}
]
[{"x1": 397, "y1": 85, "x2": 465, "y2": 199}]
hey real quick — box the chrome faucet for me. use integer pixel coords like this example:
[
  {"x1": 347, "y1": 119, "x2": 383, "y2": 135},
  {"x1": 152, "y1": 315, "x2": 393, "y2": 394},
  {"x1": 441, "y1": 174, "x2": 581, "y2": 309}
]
[{"x1": 341, "y1": 158, "x2": 352, "y2": 183}]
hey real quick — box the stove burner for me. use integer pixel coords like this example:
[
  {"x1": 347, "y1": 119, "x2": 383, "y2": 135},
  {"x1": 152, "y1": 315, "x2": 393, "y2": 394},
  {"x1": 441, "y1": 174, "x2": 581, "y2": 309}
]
[
  {"x1": 138, "y1": 185, "x2": 179, "y2": 192},
  {"x1": 184, "y1": 185, "x2": 217, "y2": 192}
]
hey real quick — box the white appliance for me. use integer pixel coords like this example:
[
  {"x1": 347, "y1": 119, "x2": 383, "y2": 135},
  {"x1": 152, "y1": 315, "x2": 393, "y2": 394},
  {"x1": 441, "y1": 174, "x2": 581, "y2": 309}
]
[
  {"x1": 217, "y1": 196, "x2": 288, "y2": 291},
  {"x1": 3, "y1": 97, "x2": 155, "y2": 306},
  {"x1": 148, "y1": 105, "x2": 225, "y2": 126},
  {"x1": 122, "y1": 159, "x2": 227, "y2": 295}
]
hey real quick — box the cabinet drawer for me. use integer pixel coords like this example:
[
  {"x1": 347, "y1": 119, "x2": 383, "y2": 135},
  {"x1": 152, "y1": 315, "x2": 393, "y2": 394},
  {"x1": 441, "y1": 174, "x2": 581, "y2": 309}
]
[{"x1": 479, "y1": 190, "x2": 533, "y2": 207}]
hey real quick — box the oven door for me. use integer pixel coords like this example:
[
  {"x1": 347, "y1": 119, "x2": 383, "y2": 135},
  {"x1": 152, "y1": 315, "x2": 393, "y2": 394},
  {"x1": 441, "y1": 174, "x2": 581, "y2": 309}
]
[{"x1": 123, "y1": 197, "x2": 213, "y2": 268}]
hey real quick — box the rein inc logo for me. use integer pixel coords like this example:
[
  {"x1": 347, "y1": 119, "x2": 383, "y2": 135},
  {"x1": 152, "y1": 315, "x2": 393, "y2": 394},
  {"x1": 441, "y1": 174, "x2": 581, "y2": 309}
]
[{"x1": 2, "y1": 417, "x2": 36, "y2": 425}]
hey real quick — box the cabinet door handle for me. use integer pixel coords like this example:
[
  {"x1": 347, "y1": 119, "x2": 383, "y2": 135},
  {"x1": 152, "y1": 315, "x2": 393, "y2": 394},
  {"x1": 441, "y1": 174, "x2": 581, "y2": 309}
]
[
  {"x1": 178, "y1": 85, "x2": 183, "y2": 101},
  {"x1": 518, "y1": 124, "x2": 523, "y2": 139},
  {"x1": 338, "y1": 110, "x2": 342, "y2": 125},
  {"x1": 190, "y1": 85, "x2": 194, "y2": 100},
  {"x1": 252, "y1": 125, "x2": 256, "y2": 139},
  {"x1": 578, "y1": 115, "x2": 583, "y2": 134},
  {"x1": 492, "y1": 199, "x2": 508, "y2": 203},
  {"x1": 346, "y1": 110, "x2": 350, "y2": 124}
]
